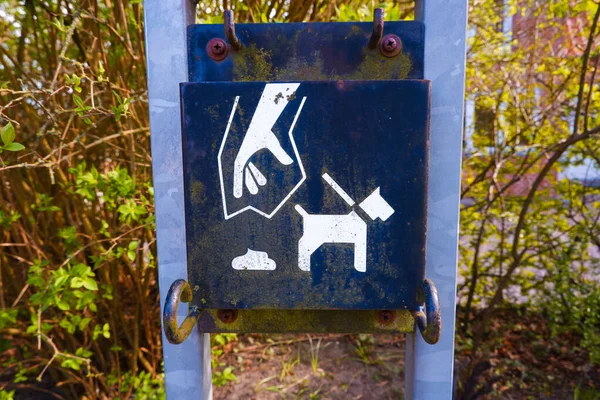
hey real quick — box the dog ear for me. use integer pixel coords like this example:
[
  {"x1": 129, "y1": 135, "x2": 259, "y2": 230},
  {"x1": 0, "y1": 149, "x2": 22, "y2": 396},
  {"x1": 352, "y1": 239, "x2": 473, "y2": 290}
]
[{"x1": 359, "y1": 188, "x2": 395, "y2": 221}]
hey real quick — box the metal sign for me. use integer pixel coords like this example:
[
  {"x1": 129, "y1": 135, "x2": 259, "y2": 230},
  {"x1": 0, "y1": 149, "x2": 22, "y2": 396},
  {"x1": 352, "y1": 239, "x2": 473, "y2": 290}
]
[
  {"x1": 146, "y1": 2, "x2": 467, "y2": 398},
  {"x1": 180, "y1": 79, "x2": 430, "y2": 311},
  {"x1": 160, "y1": 12, "x2": 442, "y2": 349}
]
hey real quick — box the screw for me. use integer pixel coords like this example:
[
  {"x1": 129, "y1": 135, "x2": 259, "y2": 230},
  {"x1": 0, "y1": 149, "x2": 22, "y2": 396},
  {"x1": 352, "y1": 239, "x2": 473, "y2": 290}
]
[
  {"x1": 207, "y1": 38, "x2": 229, "y2": 61},
  {"x1": 379, "y1": 34, "x2": 402, "y2": 58},
  {"x1": 377, "y1": 310, "x2": 396, "y2": 325},
  {"x1": 217, "y1": 309, "x2": 238, "y2": 324},
  {"x1": 384, "y1": 38, "x2": 396, "y2": 50}
]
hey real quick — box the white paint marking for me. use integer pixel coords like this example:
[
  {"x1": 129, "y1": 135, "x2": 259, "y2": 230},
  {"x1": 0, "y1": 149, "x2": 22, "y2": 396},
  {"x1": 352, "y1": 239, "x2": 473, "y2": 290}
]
[
  {"x1": 358, "y1": 187, "x2": 395, "y2": 221},
  {"x1": 218, "y1": 93, "x2": 307, "y2": 220},
  {"x1": 231, "y1": 248, "x2": 276, "y2": 271},
  {"x1": 244, "y1": 166, "x2": 259, "y2": 194},
  {"x1": 217, "y1": 96, "x2": 241, "y2": 220},
  {"x1": 295, "y1": 205, "x2": 367, "y2": 272},
  {"x1": 322, "y1": 173, "x2": 355, "y2": 206},
  {"x1": 247, "y1": 162, "x2": 267, "y2": 186},
  {"x1": 232, "y1": 83, "x2": 299, "y2": 198}
]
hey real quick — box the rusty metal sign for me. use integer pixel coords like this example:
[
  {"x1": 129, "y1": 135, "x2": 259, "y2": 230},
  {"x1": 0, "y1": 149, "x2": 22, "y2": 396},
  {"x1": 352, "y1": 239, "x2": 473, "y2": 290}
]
[
  {"x1": 180, "y1": 79, "x2": 430, "y2": 311},
  {"x1": 163, "y1": 14, "x2": 440, "y2": 342}
]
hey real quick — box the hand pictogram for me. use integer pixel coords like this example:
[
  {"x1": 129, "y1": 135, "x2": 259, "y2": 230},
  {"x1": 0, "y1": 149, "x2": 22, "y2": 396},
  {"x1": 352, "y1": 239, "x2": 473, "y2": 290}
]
[{"x1": 232, "y1": 83, "x2": 299, "y2": 199}]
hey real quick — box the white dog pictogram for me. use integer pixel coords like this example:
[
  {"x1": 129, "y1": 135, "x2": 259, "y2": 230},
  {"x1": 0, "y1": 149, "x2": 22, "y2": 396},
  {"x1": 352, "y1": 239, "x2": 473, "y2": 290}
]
[
  {"x1": 295, "y1": 205, "x2": 368, "y2": 272},
  {"x1": 294, "y1": 174, "x2": 395, "y2": 273}
]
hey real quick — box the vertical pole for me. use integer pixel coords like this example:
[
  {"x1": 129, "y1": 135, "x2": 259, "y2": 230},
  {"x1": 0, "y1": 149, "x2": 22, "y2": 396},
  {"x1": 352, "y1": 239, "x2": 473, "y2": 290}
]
[
  {"x1": 406, "y1": 1, "x2": 468, "y2": 399},
  {"x1": 144, "y1": 1, "x2": 212, "y2": 399}
]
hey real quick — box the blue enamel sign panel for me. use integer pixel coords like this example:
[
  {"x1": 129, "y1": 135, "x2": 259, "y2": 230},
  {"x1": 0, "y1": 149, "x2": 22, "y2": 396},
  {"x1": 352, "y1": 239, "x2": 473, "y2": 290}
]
[
  {"x1": 187, "y1": 21, "x2": 424, "y2": 82},
  {"x1": 181, "y1": 80, "x2": 430, "y2": 311}
]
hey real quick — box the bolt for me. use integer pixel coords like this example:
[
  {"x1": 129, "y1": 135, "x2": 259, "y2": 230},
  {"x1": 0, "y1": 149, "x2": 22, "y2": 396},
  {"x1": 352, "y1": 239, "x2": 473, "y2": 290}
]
[
  {"x1": 207, "y1": 38, "x2": 229, "y2": 61},
  {"x1": 213, "y1": 42, "x2": 225, "y2": 54},
  {"x1": 379, "y1": 34, "x2": 402, "y2": 58},
  {"x1": 217, "y1": 309, "x2": 238, "y2": 324},
  {"x1": 377, "y1": 310, "x2": 396, "y2": 325},
  {"x1": 384, "y1": 38, "x2": 396, "y2": 50}
]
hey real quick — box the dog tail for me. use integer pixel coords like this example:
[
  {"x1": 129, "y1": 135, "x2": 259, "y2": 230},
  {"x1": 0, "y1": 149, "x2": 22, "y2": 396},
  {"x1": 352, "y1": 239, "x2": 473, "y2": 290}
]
[{"x1": 294, "y1": 204, "x2": 309, "y2": 217}]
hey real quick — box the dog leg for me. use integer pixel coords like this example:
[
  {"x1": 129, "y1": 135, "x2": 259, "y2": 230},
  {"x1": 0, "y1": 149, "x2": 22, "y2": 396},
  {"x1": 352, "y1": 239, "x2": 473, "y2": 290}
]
[
  {"x1": 353, "y1": 221, "x2": 368, "y2": 272},
  {"x1": 298, "y1": 236, "x2": 312, "y2": 271},
  {"x1": 354, "y1": 242, "x2": 367, "y2": 272}
]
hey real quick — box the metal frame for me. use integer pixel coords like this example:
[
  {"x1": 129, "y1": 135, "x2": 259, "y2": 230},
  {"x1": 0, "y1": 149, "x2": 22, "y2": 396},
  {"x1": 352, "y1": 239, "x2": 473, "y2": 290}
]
[
  {"x1": 406, "y1": 0, "x2": 468, "y2": 398},
  {"x1": 145, "y1": 0, "x2": 467, "y2": 398},
  {"x1": 144, "y1": 0, "x2": 212, "y2": 398}
]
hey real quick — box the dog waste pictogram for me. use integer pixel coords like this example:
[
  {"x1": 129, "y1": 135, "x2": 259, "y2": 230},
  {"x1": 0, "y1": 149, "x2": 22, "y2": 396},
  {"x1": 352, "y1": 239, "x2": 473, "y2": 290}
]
[
  {"x1": 180, "y1": 80, "x2": 431, "y2": 311},
  {"x1": 218, "y1": 84, "x2": 396, "y2": 274}
]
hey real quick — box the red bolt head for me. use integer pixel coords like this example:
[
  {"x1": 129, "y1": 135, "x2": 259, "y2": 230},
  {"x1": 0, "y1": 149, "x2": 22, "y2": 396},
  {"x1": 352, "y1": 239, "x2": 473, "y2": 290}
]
[
  {"x1": 377, "y1": 310, "x2": 396, "y2": 325},
  {"x1": 217, "y1": 309, "x2": 238, "y2": 323},
  {"x1": 380, "y1": 34, "x2": 402, "y2": 58},
  {"x1": 207, "y1": 38, "x2": 229, "y2": 61},
  {"x1": 384, "y1": 38, "x2": 397, "y2": 50}
]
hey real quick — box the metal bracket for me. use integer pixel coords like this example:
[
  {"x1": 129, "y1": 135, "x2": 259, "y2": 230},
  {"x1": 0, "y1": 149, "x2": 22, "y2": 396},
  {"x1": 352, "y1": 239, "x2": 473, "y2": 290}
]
[
  {"x1": 224, "y1": 10, "x2": 242, "y2": 51},
  {"x1": 368, "y1": 8, "x2": 384, "y2": 49},
  {"x1": 163, "y1": 279, "x2": 200, "y2": 344},
  {"x1": 413, "y1": 278, "x2": 441, "y2": 344}
]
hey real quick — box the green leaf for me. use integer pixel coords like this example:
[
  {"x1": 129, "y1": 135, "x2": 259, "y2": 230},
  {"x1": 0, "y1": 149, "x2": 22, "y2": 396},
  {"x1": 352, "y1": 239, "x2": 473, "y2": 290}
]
[
  {"x1": 59, "y1": 319, "x2": 72, "y2": 330},
  {"x1": 102, "y1": 323, "x2": 111, "y2": 338},
  {"x1": 75, "y1": 347, "x2": 93, "y2": 358},
  {"x1": 78, "y1": 317, "x2": 91, "y2": 331},
  {"x1": 54, "y1": 275, "x2": 69, "y2": 289},
  {"x1": 61, "y1": 358, "x2": 81, "y2": 371},
  {"x1": 72, "y1": 95, "x2": 84, "y2": 108},
  {"x1": 82, "y1": 277, "x2": 98, "y2": 291},
  {"x1": 1, "y1": 122, "x2": 15, "y2": 146},
  {"x1": 93, "y1": 325, "x2": 102, "y2": 340},
  {"x1": 70, "y1": 277, "x2": 85, "y2": 288},
  {"x1": 112, "y1": 90, "x2": 122, "y2": 103},
  {"x1": 57, "y1": 299, "x2": 70, "y2": 311},
  {"x1": 112, "y1": 106, "x2": 122, "y2": 121},
  {"x1": 3, "y1": 142, "x2": 24, "y2": 152},
  {"x1": 0, "y1": 309, "x2": 18, "y2": 329},
  {"x1": 48, "y1": 18, "x2": 66, "y2": 32}
]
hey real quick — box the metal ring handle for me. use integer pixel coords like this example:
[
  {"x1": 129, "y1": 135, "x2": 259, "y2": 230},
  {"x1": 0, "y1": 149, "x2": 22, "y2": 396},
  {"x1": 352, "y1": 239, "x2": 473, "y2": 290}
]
[
  {"x1": 163, "y1": 279, "x2": 200, "y2": 344},
  {"x1": 413, "y1": 278, "x2": 441, "y2": 344},
  {"x1": 224, "y1": 10, "x2": 242, "y2": 51},
  {"x1": 368, "y1": 8, "x2": 384, "y2": 49}
]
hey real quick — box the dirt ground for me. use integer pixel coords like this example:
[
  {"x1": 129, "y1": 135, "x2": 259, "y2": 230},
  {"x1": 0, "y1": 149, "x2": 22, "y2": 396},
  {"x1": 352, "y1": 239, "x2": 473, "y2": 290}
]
[
  {"x1": 214, "y1": 334, "x2": 407, "y2": 400},
  {"x1": 213, "y1": 325, "x2": 600, "y2": 400}
]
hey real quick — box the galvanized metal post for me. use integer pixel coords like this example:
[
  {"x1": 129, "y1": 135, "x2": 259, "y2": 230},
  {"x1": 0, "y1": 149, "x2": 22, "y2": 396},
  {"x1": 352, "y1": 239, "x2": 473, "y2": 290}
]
[
  {"x1": 143, "y1": 0, "x2": 213, "y2": 398},
  {"x1": 406, "y1": 0, "x2": 468, "y2": 399}
]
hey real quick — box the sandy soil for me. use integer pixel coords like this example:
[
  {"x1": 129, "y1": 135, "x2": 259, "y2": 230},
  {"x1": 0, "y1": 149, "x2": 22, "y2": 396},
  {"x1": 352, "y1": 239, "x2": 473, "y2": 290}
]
[{"x1": 214, "y1": 334, "x2": 407, "y2": 400}]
